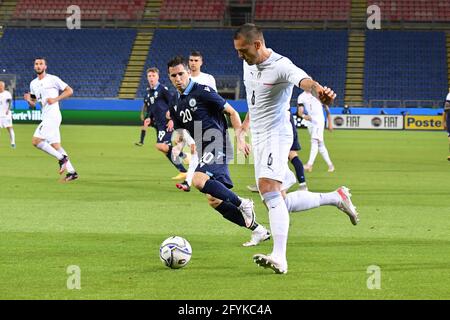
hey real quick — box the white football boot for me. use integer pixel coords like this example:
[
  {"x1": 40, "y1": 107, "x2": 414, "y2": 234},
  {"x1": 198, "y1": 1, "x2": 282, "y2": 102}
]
[
  {"x1": 243, "y1": 225, "x2": 271, "y2": 247},
  {"x1": 336, "y1": 186, "x2": 359, "y2": 225},
  {"x1": 253, "y1": 254, "x2": 288, "y2": 274}
]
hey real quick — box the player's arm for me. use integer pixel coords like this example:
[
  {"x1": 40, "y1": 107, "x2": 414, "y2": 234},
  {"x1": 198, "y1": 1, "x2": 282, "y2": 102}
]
[
  {"x1": 5, "y1": 98, "x2": 12, "y2": 115},
  {"x1": 299, "y1": 79, "x2": 336, "y2": 106},
  {"x1": 444, "y1": 101, "x2": 450, "y2": 130},
  {"x1": 24, "y1": 93, "x2": 37, "y2": 109},
  {"x1": 224, "y1": 103, "x2": 250, "y2": 157},
  {"x1": 324, "y1": 105, "x2": 333, "y2": 131},
  {"x1": 297, "y1": 103, "x2": 310, "y2": 120},
  {"x1": 47, "y1": 86, "x2": 73, "y2": 105},
  {"x1": 241, "y1": 112, "x2": 250, "y2": 133}
]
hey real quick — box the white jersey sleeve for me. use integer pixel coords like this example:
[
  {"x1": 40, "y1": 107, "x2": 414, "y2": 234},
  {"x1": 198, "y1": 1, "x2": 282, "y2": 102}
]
[
  {"x1": 278, "y1": 58, "x2": 310, "y2": 88},
  {"x1": 52, "y1": 75, "x2": 68, "y2": 91},
  {"x1": 208, "y1": 74, "x2": 217, "y2": 92},
  {"x1": 5, "y1": 91, "x2": 12, "y2": 101}
]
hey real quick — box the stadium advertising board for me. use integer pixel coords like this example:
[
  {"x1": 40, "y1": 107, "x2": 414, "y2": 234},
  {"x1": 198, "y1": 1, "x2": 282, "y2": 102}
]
[
  {"x1": 404, "y1": 115, "x2": 444, "y2": 130},
  {"x1": 11, "y1": 110, "x2": 42, "y2": 122},
  {"x1": 330, "y1": 115, "x2": 403, "y2": 129}
]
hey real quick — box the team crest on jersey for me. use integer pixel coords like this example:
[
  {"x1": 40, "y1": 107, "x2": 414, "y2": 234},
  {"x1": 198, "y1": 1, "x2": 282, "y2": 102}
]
[
  {"x1": 174, "y1": 105, "x2": 177, "y2": 111},
  {"x1": 154, "y1": 91, "x2": 158, "y2": 98},
  {"x1": 204, "y1": 86, "x2": 210, "y2": 92},
  {"x1": 150, "y1": 97, "x2": 155, "y2": 104},
  {"x1": 189, "y1": 98, "x2": 197, "y2": 107}
]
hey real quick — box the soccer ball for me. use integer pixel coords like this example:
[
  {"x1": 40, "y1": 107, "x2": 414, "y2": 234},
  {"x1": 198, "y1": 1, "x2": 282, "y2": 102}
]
[{"x1": 159, "y1": 236, "x2": 192, "y2": 269}]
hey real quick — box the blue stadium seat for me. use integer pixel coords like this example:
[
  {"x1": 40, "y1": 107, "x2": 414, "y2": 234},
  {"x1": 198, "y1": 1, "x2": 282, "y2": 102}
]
[
  {"x1": 0, "y1": 28, "x2": 136, "y2": 98},
  {"x1": 364, "y1": 31, "x2": 447, "y2": 103}
]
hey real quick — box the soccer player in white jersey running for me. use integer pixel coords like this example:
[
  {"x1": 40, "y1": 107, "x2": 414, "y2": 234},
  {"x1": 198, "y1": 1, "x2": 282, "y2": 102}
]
[
  {"x1": 0, "y1": 81, "x2": 16, "y2": 148},
  {"x1": 297, "y1": 90, "x2": 335, "y2": 172},
  {"x1": 175, "y1": 51, "x2": 218, "y2": 192},
  {"x1": 23, "y1": 58, "x2": 78, "y2": 182},
  {"x1": 234, "y1": 24, "x2": 359, "y2": 274}
]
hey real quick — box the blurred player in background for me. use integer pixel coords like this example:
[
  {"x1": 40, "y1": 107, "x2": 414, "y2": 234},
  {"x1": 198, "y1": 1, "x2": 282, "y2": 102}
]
[
  {"x1": 444, "y1": 88, "x2": 450, "y2": 161},
  {"x1": 174, "y1": 51, "x2": 218, "y2": 192},
  {"x1": 135, "y1": 67, "x2": 188, "y2": 180},
  {"x1": 0, "y1": 81, "x2": 16, "y2": 148},
  {"x1": 189, "y1": 50, "x2": 217, "y2": 91},
  {"x1": 23, "y1": 58, "x2": 78, "y2": 182},
  {"x1": 168, "y1": 55, "x2": 270, "y2": 247},
  {"x1": 297, "y1": 90, "x2": 335, "y2": 173},
  {"x1": 234, "y1": 24, "x2": 358, "y2": 274}
]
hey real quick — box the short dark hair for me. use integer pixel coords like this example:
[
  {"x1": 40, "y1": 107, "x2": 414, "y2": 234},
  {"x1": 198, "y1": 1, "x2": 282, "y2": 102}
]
[
  {"x1": 233, "y1": 23, "x2": 264, "y2": 44},
  {"x1": 189, "y1": 50, "x2": 202, "y2": 58},
  {"x1": 167, "y1": 55, "x2": 188, "y2": 71},
  {"x1": 147, "y1": 67, "x2": 159, "y2": 74},
  {"x1": 34, "y1": 57, "x2": 47, "y2": 64}
]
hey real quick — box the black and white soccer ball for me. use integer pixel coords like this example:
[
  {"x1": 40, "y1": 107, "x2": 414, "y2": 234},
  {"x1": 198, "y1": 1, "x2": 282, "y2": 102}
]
[{"x1": 159, "y1": 236, "x2": 192, "y2": 269}]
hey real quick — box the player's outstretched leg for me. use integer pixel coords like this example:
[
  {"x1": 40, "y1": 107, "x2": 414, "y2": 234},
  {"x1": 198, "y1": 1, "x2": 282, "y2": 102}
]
[{"x1": 284, "y1": 186, "x2": 359, "y2": 225}]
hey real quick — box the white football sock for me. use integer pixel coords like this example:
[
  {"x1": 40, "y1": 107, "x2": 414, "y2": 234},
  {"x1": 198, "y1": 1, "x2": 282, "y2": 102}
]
[
  {"x1": 186, "y1": 153, "x2": 198, "y2": 186},
  {"x1": 308, "y1": 139, "x2": 319, "y2": 166},
  {"x1": 9, "y1": 128, "x2": 15, "y2": 145},
  {"x1": 285, "y1": 190, "x2": 320, "y2": 212},
  {"x1": 319, "y1": 191, "x2": 340, "y2": 206},
  {"x1": 263, "y1": 191, "x2": 289, "y2": 262},
  {"x1": 318, "y1": 141, "x2": 333, "y2": 166},
  {"x1": 36, "y1": 141, "x2": 64, "y2": 160},
  {"x1": 57, "y1": 147, "x2": 76, "y2": 173},
  {"x1": 285, "y1": 190, "x2": 341, "y2": 213}
]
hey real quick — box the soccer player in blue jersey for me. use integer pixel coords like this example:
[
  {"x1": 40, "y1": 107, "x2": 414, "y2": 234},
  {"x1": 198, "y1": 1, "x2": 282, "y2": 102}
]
[
  {"x1": 167, "y1": 55, "x2": 270, "y2": 247},
  {"x1": 135, "y1": 67, "x2": 188, "y2": 180}
]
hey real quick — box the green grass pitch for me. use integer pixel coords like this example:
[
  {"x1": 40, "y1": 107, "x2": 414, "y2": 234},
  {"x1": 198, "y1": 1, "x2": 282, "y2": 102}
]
[{"x1": 0, "y1": 124, "x2": 449, "y2": 299}]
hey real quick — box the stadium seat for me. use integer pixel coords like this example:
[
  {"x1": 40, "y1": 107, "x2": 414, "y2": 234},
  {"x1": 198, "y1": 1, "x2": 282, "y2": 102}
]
[
  {"x1": 0, "y1": 28, "x2": 136, "y2": 97},
  {"x1": 367, "y1": 0, "x2": 450, "y2": 22},
  {"x1": 159, "y1": 0, "x2": 225, "y2": 21},
  {"x1": 364, "y1": 31, "x2": 447, "y2": 103},
  {"x1": 14, "y1": 0, "x2": 146, "y2": 20},
  {"x1": 255, "y1": 0, "x2": 351, "y2": 21}
]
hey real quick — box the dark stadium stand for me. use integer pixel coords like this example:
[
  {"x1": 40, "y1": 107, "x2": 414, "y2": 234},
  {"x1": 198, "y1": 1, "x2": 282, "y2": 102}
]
[
  {"x1": 159, "y1": 0, "x2": 226, "y2": 21},
  {"x1": 137, "y1": 29, "x2": 348, "y2": 105},
  {"x1": 14, "y1": 0, "x2": 146, "y2": 20},
  {"x1": 0, "y1": 28, "x2": 136, "y2": 97},
  {"x1": 364, "y1": 31, "x2": 447, "y2": 104},
  {"x1": 368, "y1": 0, "x2": 450, "y2": 22},
  {"x1": 254, "y1": 0, "x2": 350, "y2": 21}
]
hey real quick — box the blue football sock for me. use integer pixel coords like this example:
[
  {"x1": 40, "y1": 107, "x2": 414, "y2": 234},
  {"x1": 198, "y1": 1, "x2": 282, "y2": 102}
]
[
  {"x1": 200, "y1": 179, "x2": 241, "y2": 207},
  {"x1": 291, "y1": 156, "x2": 306, "y2": 184}
]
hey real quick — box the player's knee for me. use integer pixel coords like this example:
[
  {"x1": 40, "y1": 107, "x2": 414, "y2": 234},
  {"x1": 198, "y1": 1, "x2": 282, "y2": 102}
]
[
  {"x1": 192, "y1": 173, "x2": 206, "y2": 190},
  {"x1": 31, "y1": 137, "x2": 41, "y2": 147},
  {"x1": 288, "y1": 150, "x2": 297, "y2": 160},
  {"x1": 206, "y1": 195, "x2": 221, "y2": 208},
  {"x1": 258, "y1": 178, "x2": 281, "y2": 195},
  {"x1": 155, "y1": 143, "x2": 167, "y2": 153}
]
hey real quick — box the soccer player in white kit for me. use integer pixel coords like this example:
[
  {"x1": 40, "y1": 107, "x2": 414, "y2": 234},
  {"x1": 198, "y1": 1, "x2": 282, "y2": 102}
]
[
  {"x1": 174, "y1": 51, "x2": 219, "y2": 192},
  {"x1": 23, "y1": 58, "x2": 78, "y2": 182},
  {"x1": 0, "y1": 81, "x2": 16, "y2": 148},
  {"x1": 234, "y1": 24, "x2": 359, "y2": 274},
  {"x1": 297, "y1": 90, "x2": 335, "y2": 172}
]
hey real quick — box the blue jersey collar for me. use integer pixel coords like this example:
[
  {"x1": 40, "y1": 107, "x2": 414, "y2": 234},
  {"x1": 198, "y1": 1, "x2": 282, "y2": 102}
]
[{"x1": 181, "y1": 79, "x2": 195, "y2": 96}]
